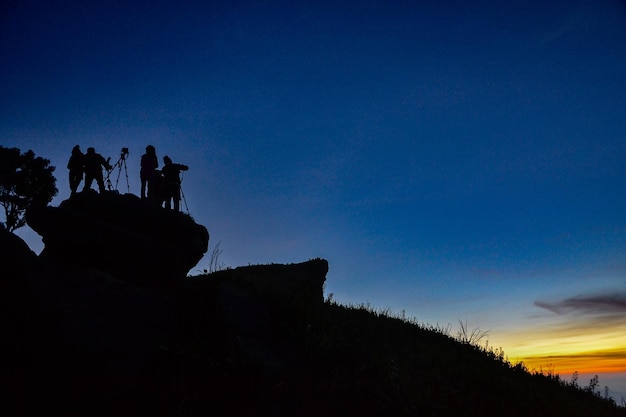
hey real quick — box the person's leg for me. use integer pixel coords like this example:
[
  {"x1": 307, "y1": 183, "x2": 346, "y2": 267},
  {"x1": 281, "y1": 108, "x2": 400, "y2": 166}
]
[
  {"x1": 83, "y1": 174, "x2": 93, "y2": 191},
  {"x1": 174, "y1": 186, "x2": 181, "y2": 211},
  {"x1": 69, "y1": 172, "x2": 76, "y2": 194},
  {"x1": 96, "y1": 175, "x2": 105, "y2": 193},
  {"x1": 141, "y1": 176, "x2": 147, "y2": 199},
  {"x1": 147, "y1": 177, "x2": 156, "y2": 202}
]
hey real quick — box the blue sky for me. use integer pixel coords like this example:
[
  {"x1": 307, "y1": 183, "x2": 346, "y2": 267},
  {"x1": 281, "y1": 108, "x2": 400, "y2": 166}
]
[{"x1": 2, "y1": 0, "x2": 626, "y2": 398}]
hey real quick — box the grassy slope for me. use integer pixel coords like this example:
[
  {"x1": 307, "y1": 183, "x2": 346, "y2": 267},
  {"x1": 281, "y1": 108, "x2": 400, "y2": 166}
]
[
  {"x1": 4, "y1": 262, "x2": 624, "y2": 416},
  {"x1": 169, "y1": 272, "x2": 626, "y2": 417}
]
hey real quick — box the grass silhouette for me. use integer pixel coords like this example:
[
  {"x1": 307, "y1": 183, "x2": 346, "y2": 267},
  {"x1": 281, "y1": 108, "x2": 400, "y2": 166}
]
[
  {"x1": 169, "y1": 267, "x2": 626, "y2": 417},
  {"x1": 4, "y1": 248, "x2": 624, "y2": 416}
]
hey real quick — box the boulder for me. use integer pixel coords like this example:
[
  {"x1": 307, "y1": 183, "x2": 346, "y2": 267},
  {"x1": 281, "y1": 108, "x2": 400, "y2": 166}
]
[
  {"x1": 0, "y1": 227, "x2": 38, "y2": 309},
  {"x1": 187, "y1": 258, "x2": 328, "y2": 312},
  {"x1": 181, "y1": 258, "x2": 328, "y2": 373},
  {"x1": 220, "y1": 258, "x2": 329, "y2": 309},
  {"x1": 0, "y1": 227, "x2": 37, "y2": 276},
  {"x1": 26, "y1": 190, "x2": 209, "y2": 286}
]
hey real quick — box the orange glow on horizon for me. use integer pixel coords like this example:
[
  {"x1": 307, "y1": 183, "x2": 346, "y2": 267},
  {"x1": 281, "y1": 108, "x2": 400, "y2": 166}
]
[
  {"x1": 489, "y1": 318, "x2": 626, "y2": 379},
  {"x1": 508, "y1": 345, "x2": 626, "y2": 375},
  {"x1": 518, "y1": 355, "x2": 626, "y2": 375}
]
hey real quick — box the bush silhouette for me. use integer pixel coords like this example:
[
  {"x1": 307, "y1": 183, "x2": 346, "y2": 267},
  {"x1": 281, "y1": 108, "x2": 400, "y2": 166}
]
[{"x1": 0, "y1": 146, "x2": 57, "y2": 232}]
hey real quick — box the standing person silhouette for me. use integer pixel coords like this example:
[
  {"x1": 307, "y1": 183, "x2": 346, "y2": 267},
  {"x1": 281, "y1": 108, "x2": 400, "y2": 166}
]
[
  {"x1": 161, "y1": 155, "x2": 189, "y2": 211},
  {"x1": 140, "y1": 145, "x2": 159, "y2": 201},
  {"x1": 82, "y1": 147, "x2": 112, "y2": 193},
  {"x1": 67, "y1": 145, "x2": 84, "y2": 196}
]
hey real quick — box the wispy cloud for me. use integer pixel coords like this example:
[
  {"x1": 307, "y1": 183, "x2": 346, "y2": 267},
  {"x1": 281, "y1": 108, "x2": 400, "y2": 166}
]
[
  {"x1": 535, "y1": 293, "x2": 626, "y2": 316},
  {"x1": 535, "y1": 1, "x2": 589, "y2": 47}
]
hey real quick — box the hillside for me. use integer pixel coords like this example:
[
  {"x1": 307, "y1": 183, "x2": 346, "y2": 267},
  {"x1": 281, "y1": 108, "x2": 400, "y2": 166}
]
[{"x1": 1, "y1": 193, "x2": 625, "y2": 416}]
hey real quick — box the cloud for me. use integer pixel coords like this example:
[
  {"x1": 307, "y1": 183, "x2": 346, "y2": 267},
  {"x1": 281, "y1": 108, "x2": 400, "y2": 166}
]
[
  {"x1": 535, "y1": 293, "x2": 626, "y2": 316},
  {"x1": 535, "y1": 1, "x2": 590, "y2": 47}
]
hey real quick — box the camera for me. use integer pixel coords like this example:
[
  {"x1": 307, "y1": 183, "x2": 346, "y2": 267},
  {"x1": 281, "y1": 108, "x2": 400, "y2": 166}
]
[{"x1": 120, "y1": 147, "x2": 129, "y2": 159}]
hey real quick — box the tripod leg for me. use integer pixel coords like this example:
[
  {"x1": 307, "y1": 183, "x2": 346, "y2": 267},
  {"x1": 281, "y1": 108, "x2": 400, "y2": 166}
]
[
  {"x1": 115, "y1": 166, "x2": 122, "y2": 190},
  {"x1": 180, "y1": 184, "x2": 190, "y2": 214},
  {"x1": 122, "y1": 159, "x2": 130, "y2": 193}
]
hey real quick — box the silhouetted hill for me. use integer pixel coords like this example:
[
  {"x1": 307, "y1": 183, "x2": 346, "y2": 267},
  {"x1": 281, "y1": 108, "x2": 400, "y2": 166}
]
[{"x1": 1, "y1": 193, "x2": 624, "y2": 416}]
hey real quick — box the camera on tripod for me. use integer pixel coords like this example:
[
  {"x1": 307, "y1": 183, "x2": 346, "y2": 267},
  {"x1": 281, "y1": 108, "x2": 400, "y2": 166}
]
[{"x1": 105, "y1": 146, "x2": 131, "y2": 193}]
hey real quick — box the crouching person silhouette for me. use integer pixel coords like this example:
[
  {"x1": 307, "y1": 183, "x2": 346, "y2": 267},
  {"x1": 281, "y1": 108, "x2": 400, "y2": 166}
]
[
  {"x1": 83, "y1": 147, "x2": 112, "y2": 193},
  {"x1": 161, "y1": 155, "x2": 188, "y2": 211}
]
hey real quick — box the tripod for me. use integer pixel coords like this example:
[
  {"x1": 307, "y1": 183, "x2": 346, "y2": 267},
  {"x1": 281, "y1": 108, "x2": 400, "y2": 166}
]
[
  {"x1": 106, "y1": 149, "x2": 130, "y2": 193},
  {"x1": 179, "y1": 171, "x2": 191, "y2": 215}
]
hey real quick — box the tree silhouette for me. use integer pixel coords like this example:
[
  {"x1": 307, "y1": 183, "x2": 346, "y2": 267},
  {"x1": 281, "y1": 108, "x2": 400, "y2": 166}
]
[{"x1": 0, "y1": 146, "x2": 57, "y2": 232}]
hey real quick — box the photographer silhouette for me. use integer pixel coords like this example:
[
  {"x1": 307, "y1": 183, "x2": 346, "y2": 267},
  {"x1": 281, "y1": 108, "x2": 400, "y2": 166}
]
[{"x1": 83, "y1": 147, "x2": 112, "y2": 193}]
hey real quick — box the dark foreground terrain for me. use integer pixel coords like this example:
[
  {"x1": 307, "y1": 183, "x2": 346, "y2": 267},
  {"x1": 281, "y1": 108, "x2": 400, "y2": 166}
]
[
  {"x1": 3, "y1": 255, "x2": 624, "y2": 416},
  {"x1": 1, "y1": 193, "x2": 624, "y2": 416}
]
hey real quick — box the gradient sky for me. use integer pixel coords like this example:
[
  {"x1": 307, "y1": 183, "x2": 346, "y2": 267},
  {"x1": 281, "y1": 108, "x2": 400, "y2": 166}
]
[{"x1": 2, "y1": 0, "x2": 626, "y2": 400}]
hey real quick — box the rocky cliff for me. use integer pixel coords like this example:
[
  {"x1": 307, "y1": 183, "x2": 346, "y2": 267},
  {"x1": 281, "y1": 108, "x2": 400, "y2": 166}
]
[
  {"x1": 1, "y1": 193, "x2": 328, "y2": 416},
  {"x1": 26, "y1": 190, "x2": 209, "y2": 286}
]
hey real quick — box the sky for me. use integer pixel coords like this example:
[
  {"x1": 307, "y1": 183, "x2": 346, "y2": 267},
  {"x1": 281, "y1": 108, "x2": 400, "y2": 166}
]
[{"x1": 2, "y1": 0, "x2": 626, "y2": 401}]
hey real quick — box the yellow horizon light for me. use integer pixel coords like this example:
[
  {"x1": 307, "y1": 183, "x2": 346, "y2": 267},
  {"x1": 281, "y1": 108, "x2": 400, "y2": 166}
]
[{"x1": 489, "y1": 323, "x2": 626, "y2": 377}]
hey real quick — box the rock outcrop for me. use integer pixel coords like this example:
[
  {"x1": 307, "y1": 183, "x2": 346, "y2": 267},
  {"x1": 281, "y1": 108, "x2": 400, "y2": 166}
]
[
  {"x1": 179, "y1": 259, "x2": 328, "y2": 373},
  {"x1": 181, "y1": 259, "x2": 328, "y2": 342},
  {"x1": 27, "y1": 190, "x2": 209, "y2": 286},
  {"x1": 0, "y1": 226, "x2": 37, "y2": 276},
  {"x1": 2, "y1": 193, "x2": 336, "y2": 416},
  {"x1": 196, "y1": 258, "x2": 328, "y2": 308}
]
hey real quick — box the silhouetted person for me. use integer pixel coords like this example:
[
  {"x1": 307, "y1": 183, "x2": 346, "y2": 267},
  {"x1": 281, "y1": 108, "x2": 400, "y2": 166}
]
[
  {"x1": 67, "y1": 145, "x2": 84, "y2": 196},
  {"x1": 82, "y1": 147, "x2": 112, "y2": 193},
  {"x1": 161, "y1": 155, "x2": 188, "y2": 211},
  {"x1": 140, "y1": 145, "x2": 159, "y2": 201}
]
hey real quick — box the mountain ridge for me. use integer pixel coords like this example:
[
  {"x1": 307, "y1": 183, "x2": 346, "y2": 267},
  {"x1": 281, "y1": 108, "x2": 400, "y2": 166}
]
[{"x1": 1, "y1": 192, "x2": 624, "y2": 416}]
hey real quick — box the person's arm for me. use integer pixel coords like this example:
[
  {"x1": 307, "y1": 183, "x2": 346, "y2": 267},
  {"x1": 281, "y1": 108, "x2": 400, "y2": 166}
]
[{"x1": 101, "y1": 155, "x2": 112, "y2": 171}]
